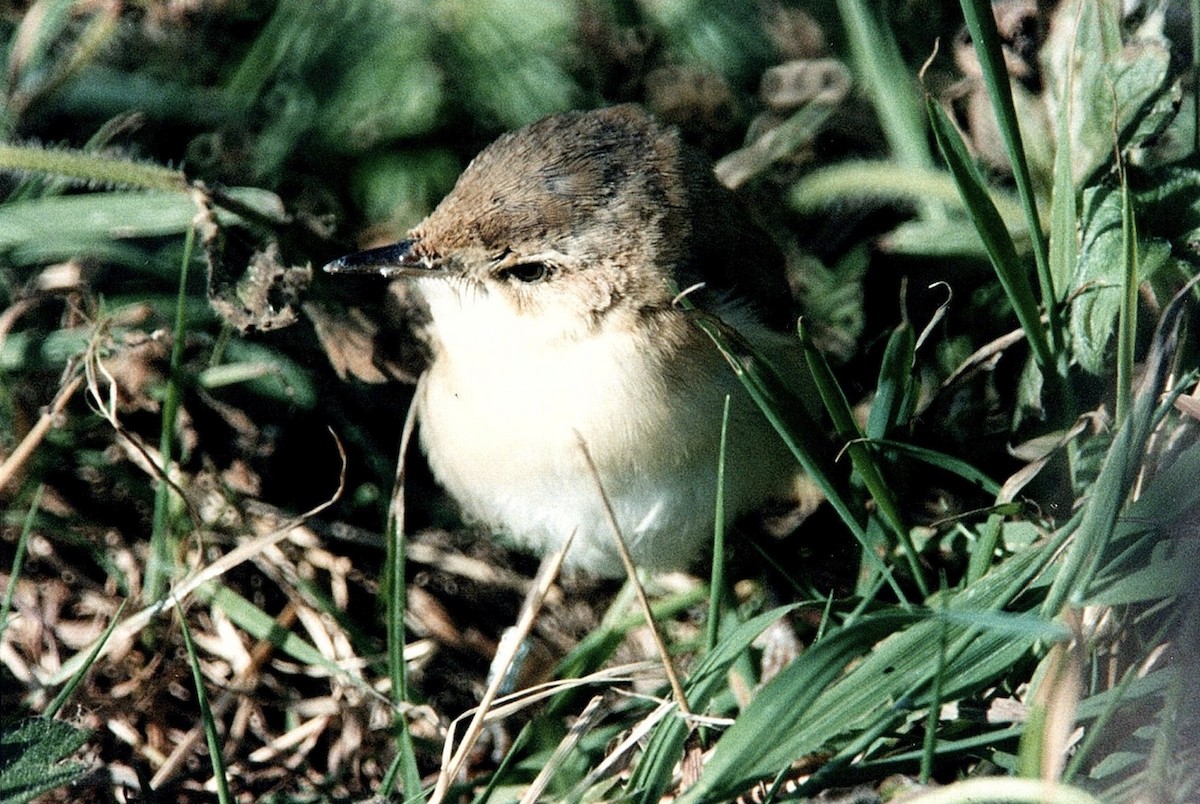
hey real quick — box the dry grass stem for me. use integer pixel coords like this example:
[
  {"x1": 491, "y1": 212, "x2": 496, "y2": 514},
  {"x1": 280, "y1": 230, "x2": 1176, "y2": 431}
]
[
  {"x1": 430, "y1": 530, "x2": 575, "y2": 803},
  {"x1": 575, "y1": 431, "x2": 694, "y2": 719}
]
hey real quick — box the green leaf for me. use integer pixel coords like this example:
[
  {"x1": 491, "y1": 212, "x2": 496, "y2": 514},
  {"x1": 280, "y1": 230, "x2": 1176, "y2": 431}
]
[
  {"x1": 927, "y1": 97, "x2": 1054, "y2": 370},
  {"x1": 692, "y1": 313, "x2": 910, "y2": 604},
  {"x1": 677, "y1": 611, "x2": 920, "y2": 803},
  {"x1": 1042, "y1": 0, "x2": 1172, "y2": 187},
  {"x1": 1069, "y1": 185, "x2": 1171, "y2": 375},
  {"x1": 684, "y1": 524, "x2": 1067, "y2": 801},
  {"x1": 799, "y1": 320, "x2": 928, "y2": 595},
  {"x1": 0, "y1": 719, "x2": 90, "y2": 804},
  {"x1": 177, "y1": 602, "x2": 233, "y2": 804},
  {"x1": 790, "y1": 162, "x2": 969, "y2": 213},
  {"x1": 833, "y1": 1, "x2": 939, "y2": 218},
  {"x1": 627, "y1": 605, "x2": 800, "y2": 803},
  {"x1": 214, "y1": 338, "x2": 318, "y2": 410},
  {"x1": 957, "y1": 0, "x2": 1056, "y2": 340},
  {"x1": 866, "y1": 322, "x2": 915, "y2": 439},
  {"x1": 0, "y1": 187, "x2": 277, "y2": 262}
]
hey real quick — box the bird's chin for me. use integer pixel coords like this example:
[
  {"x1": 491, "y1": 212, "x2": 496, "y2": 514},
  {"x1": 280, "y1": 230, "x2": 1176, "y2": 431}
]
[{"x1": 419, "y1": 285, "x2": 602, "y2": 353}]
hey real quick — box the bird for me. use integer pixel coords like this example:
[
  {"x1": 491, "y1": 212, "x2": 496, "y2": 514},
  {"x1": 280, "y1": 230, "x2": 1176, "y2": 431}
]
[{"x1": 325, "y1": 104, "x2": 809, "y2": 577}]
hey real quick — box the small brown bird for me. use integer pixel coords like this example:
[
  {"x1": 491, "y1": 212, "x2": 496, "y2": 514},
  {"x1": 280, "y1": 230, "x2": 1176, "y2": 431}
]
[{"x1": 326, "y1": 105, "x2": 805, "y2": 576}]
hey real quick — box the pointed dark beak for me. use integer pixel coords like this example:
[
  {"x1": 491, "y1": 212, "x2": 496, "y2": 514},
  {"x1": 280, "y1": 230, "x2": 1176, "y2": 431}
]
[{"x1": 322, "y1": 239, "x2": 445, "y2": 278}]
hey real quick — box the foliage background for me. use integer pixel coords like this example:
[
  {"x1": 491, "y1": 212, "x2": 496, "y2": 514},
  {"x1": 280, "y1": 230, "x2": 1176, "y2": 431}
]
[{"x1": 1, "y1": 1, "x2": 1198, "y2": 802}]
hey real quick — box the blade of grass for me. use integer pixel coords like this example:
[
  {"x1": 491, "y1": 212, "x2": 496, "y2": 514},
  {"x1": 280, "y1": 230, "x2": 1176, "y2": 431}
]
[
  {"x1": 866, "y1": 322, "x2": 915, "y2": 440},
  {"x1": 676, "y1": 610, "x2": 922, "y2": 803},
  {"x1": 1047, "y1": 3, "x2": 1083, "y2": 484},
  {"x1": 627, "y1": 604, "x2": 800, "y2": 803},
  {"x1": 0, "y1": 485, "x2": 43, "y2": 645},
  {"x1": 43, "y1": 598, "x2": 127, "y2": 720},
  {"x1": 919, "y1": 577, "x2": 950, "y2": 784},
  {"x1": 834, "y1": 0, "x2": 943, "y2": 220},
  {"x1": 868, "y1": 439, "x2": 1001, "y2": 496},
  {"x1": 966, "y1": 513, "x2": 1004, "y2": 584},
  {"x1": 958, "y1": 0, "x2": 1060, "y2": 346},
  {"x1": 1043, "y1": 274, "x2": 1196, "y2": 614},
  {"x1": 145, "y1": 223, "x2": 196, "y2": 601},
  {"x1": 790, "y1": 162, "x2": 1021, "y2": 217},
  {"x1": 379, "y1": 381, "x2": 424, "y2": 802},
  {"x1": 1062, "y1": 615, "x2": 1174, "y2": 783},
  {"x1": 176, "y1": 599, "x2": 232, "y2": 804},
  {"x1": 1047, "y1": 5, "x2": 1080, "y2": 302},
  {"x1": 715, "y1": 98, "x2": 840, "y2": 189},
  {"x1": 1115, "y1": 167, "x2": 1138, "y2": 426},
  {"x1": 692, "y1": 314, "x2": 909, "y2": 606},
  {"x1": 927, "y1": 97, "x2": 1054, "y2": 370},
  {"x1": 474, "y1": 721, "x2": 532, "y2": 804},
  {"x1": 1193, "y1": 0, "x2": 1200, "y2": 154},
  {"x1": 0, "y1": 142, "x2": 187, "y2": 191},
  {"x1": 799, "y1": 320, "x2": 929, "y2": 597},
  {"x1": 706, "y1": 394, "x2": 732, "y2": 655},
  {"x1": 687, "y1": 515, "x2": 1074, "y2": 801}
]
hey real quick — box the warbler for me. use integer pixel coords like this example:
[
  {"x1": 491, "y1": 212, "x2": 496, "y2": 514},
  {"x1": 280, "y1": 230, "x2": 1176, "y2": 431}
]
[{"x1": 326, "y1": 104, "x2": 807, "y2": 576}]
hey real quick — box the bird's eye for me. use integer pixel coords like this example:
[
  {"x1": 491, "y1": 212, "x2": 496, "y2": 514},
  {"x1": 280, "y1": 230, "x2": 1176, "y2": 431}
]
[{"x1": 497, "y1": 262, "x2": 552, "y2": 283}]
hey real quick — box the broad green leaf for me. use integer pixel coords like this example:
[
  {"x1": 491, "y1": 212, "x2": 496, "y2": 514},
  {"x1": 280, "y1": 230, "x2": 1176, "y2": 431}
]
[
  {"x1": 0, "y1": 719, "x2": 90, "y2": 804},
  {"x1": 1069, "y1": 186, "x2": 1171, "y2": 375},
  {"x1": 1042, "y1": 0, "x2": 1171, "y2": 187}
]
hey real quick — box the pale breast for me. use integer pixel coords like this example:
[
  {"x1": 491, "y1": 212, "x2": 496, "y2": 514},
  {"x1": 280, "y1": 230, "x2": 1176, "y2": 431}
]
[{"x1": 415, "y1": 309, "x2": 797, "y2": 574}]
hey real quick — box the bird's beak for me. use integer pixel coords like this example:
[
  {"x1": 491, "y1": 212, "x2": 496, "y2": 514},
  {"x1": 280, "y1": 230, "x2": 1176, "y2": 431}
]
[{"x1": 322, "y1": 239, "x2": 449, "y2": 279}]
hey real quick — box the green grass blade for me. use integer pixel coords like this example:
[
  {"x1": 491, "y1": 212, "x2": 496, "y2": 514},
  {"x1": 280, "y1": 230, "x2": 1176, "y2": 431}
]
[
  {"x1": 927, "y1": 98, "x2": 1054, "y2": 369},
  {"x1": 687, "y1": 519, "x2": 1072, "y2": 801},
  {"x1": 706, "y1": 394, "x2": 732, "y2": 655},
  {"x1": 628, "y1": 605, "x2": 801, "y2": 803},
  {"x1": 44, "y1": 599, "x2": 128, "y2": 720},
  {"x1": 146, "y1": 224, "x2": 196, "y2": 601},
  {"x1": 799, "y1": 320, "x2": 929, "y2": 597},
  {"x1": 197, "y1": 584, "x2": 383, "y2": 699},
  {"x1": 1193, "y1": 0, "x2": 1200, "y2": 153},
  {"x1": 868, "y1": 439, "x2": 1001, "y2": 496},
  {"x1": 692, "y1": 315, "x2": 909, "y2": 605},
  {"x1": 919, "y1": 578, "x2": 949, "y2": 783},
  {"x1": 834, "y1": 0, "x2": 941, "y2": 220},
  {"x1": 791, "y1": 162, "x2": 1013, "y2": 217},
  {"x1": 0, "y1": 142, "x2": 187, "y2": 191},
  {"x1": 1047, "y1": 14, "x2": 1079, "y2": 301},
  {"x1": 380, "y1": 397, "x2": 424, "y2": 802},
  {"x1": 176, "y1": 600, "x2": 232, "y2": 804},
  {"x1": 1043, "y1": 274, "x2": 1195, "y2": 614},
  {"x1": 677, "y1": 611, "x2": 920, "y2": 803},
  {"x1": 866, "y1": 323, "x2": 915, "y2": 440},
  {"x1": 0, "y1": 485, "x2": 43, "y2": 645},
  {"x1": 958, "y1": 0, "x2": 1059, "y2": 344},
  {"x1": 1115, "y1": 172, "x2": 1138, "y2": 426},
  {"x1": 554, "y1": 586, "x2": 706, "y2": 682}
]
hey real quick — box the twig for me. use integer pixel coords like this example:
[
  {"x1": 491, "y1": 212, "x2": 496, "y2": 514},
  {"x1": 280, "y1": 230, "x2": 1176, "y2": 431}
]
[
  {"x1": 429, "y1": 530, "x2": 575, "y2": 803},
  {"x1": 48, "y1": 429, "x2": 348, "y2": 687},
  {"x1": 0, "y1": 373, "x2": 83, "y2": 494},
  {"x1": 575, "y1": 432, "x2": 693, "y2": 719}
]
